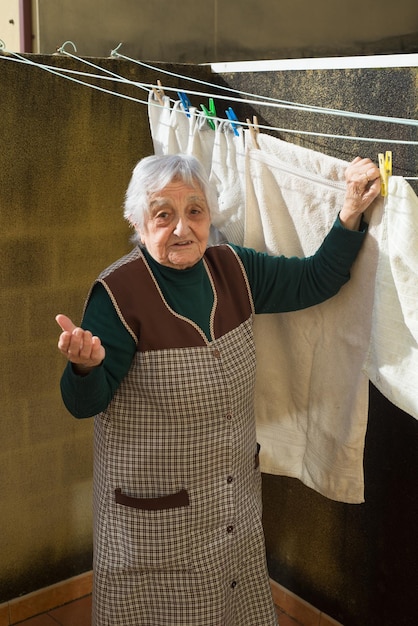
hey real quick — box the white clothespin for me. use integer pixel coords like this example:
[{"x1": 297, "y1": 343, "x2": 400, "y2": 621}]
[
  {"x1": 152, "y1": 80, "x2": 165, "y2": 106},
  {"x1": 378, "y1": 151, "x2": 392, "y2": 197},
  {"x1": 246, "y1": 115, "x2": 260, "y2": 149}
]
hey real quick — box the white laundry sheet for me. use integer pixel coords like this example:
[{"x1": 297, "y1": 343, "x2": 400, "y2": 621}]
[
  {"x1": 363, "y1": 175, "x2": 418, "y2": 419},
  {"x1": 147, "y1": 99, "x2": 418, "y2": 502},
  {"x1": 245, "y1": 134, "x2": 384, "y2": 503}
]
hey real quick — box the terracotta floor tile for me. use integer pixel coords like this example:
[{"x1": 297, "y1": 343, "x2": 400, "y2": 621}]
[
  {"x1": 0, "y1": 604, "x2": 9, "y2": 626},
  {"x1": 17, "y1": 593, "x2": 319, "y2": 626},
  {"x1": 16, "y1": 615, "x2": 58, "y2": 626},
  {"x1": 48, "y1": 596, "x2": 92, "y2": 626},
  {"x1": 277, "y1": 609, "x2": 303, "y2": 626}
]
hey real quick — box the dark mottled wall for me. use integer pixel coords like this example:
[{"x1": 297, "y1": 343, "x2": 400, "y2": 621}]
[{"x1": 221, "y1": 66, "x2": 418, "y2": 626}]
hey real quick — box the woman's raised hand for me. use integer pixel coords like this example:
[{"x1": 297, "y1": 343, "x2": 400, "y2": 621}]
[
  {"x1": 339, "y1": 157, "x2": 381, "y2": 230},
  {"x1": 55, "y1": 314, "x2": 105, "y2": 373}
]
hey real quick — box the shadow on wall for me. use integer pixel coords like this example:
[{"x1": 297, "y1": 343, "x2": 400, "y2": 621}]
[{"x1": 263, "y1": 386, "x2": 418, "y2": 626}]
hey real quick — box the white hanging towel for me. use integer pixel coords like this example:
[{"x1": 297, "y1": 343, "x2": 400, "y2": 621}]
[
  {"x1": 185, "y1": 110, "x2": 217, "y2": 176},
  {"x1": 363, "y1": 176, "x2": 418, "y2": 419},
  {"x1": 147, "y1": 91, "x2": 180, "y2": 156},
  {"x1": 148, "y1": 93, "x2": 216, "y2": 175},
  {"x1": 245, "y1": 133, "x2": 384, "y2": 503},
  {"x1": 209, "y1": 121, "x2": 246, "y2": 245}
]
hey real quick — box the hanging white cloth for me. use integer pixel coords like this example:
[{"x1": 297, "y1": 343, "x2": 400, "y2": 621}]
[
  {"x1": 147, "y1": 100, "x2": 418, "y2": 502},
  {"x1": 148, "y1": 92, "x2": 216, "y2": 175},
  {"x1": 363, "y1": 176, "x2": 418, "y2": 419},
  {"x1": 245, "y1": 133, "x2": 384, "y2": 503},
  {"x1": 209, "y1": 121, "x2": 246, "y2": 245},
  {"x1": 185, "y1": 110, "x2": 216, "y2": 176},
  {"x1": 147, "y1": 92, "x2": 180, "y2": 156}
]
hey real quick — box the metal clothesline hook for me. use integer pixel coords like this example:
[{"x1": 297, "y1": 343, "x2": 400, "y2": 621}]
[
  {"x1": 56, "y1": 41, "x2": 77, "y2": 54},
  {"x1": 110, "y1": 43, "x2": 123, "y2": 57},
  {"x1": 0, "y1": 39, "x2": 6, "y2": 51}
]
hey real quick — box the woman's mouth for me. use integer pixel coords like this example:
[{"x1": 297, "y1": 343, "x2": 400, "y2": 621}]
[{"x1": 173, "y1": 240, "x2": 193, "y2": 246}]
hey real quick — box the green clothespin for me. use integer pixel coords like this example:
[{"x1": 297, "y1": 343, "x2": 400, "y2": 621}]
[{"x1": 200, "y1": 98, "x2": 217, "y2": 130}]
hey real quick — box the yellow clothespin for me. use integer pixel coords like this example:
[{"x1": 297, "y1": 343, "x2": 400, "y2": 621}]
[
  {"x1": 378, "y1": 151, "x2": 392, "y2": 197},
  {"x1": 246, "y1": 115, "x2": 260, "y2": 149},
  {"x1": 152, "y1": 79, "x2": 165, "y2": 106}
]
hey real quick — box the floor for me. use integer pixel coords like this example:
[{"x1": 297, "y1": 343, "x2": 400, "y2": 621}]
[{"x1": 16, "y1": 595, "x2": 303, "y2": 626}]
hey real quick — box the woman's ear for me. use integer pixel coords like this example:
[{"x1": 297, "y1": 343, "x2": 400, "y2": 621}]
[{"x1": 134, "y1": 225, "x2": 145, "y2": 245}]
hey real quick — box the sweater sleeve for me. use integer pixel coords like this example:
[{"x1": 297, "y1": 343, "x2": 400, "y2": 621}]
[
  {"x1": 232, "y1": 215, "x2": 367, "y2": 314},
  {"x1": 59, "y1": 282, "x2": 137, "y2": 418}
]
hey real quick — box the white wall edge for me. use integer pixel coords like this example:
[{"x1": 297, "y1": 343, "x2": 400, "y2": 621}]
[{"x1": 209, "y1": 53, "x2": 418, "y2": 73}]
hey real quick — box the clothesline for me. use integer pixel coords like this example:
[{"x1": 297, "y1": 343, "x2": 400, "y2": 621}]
[
  {"x1": 1, "y1": 41, "x2": 417, "y2": 169},
  {"x1": 110, "y1": 46, "x2": 418, "y2": 128},
  {"x1": 49, "y1": 41, "x2": 418, "y2": 128},
  {"x1": 3, "y1": 41, "x2": 418, "y2": 130}
]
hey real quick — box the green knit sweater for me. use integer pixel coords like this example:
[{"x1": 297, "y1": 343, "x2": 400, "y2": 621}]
[{"x1": 60, "y1": 217, "x2": 366, "y2": 418}]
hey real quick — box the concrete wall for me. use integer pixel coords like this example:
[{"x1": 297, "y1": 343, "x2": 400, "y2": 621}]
[
  {"x1": 1, "y1": 52, "x2": 417, "y2": 626},
  {"x1": 0, "y1": 53, "x2": 214, "y2": 600},
  {"x1": 33, "y1": 0, "x2": 418, "y2": 61},
  {"x1": 0, "y1": 0, "x2": 417, "y2": 60}
]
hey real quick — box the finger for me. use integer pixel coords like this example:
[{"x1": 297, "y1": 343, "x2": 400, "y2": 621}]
[
  {"x1": 91, "y1": 336, "x2": 105, "y2": 364},
  {"x1": 77, "y1": 330, "x2": 94, "y2": 359},
  {"x1": 368, "y1": 177, "x2": 382, "y2": 199},
  {"x1": 55, "y1": 314, "x2": 76, "y2": 333},
  {"x1": 66, "y1": 327, "x2": 85, "y2": 360},
  {"x1": 57, "y1": 332, "x2": 72, "y2": 353},
  {"x1": 348, "y1": 161, "x2": 380, "y2": 188},
  {"x1": 369, "y1": 168, "x2": 382, "y2": 186}
]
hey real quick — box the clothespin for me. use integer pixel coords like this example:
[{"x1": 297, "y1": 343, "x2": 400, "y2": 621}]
[
  {"x1": 225, "y1": 107, "x2": 240, "y2": 136},
  {"x1": 177, "y1": 91, "x2": 192, "y2": 117},
  {"x1": 152, "y1": 79, "x2": 165, "y2": 106},
  {"x1": 378, "y1": 151, "x2": 392, "y2": 197},
  {"x1": 246, "y1": 115, "x2": 260, "y2": 149},
  {"x1": 200, "y1": 98, "x2": 217, "y2": 130}
]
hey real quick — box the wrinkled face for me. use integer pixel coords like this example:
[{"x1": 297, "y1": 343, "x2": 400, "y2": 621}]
[{"x1": 137, "y1": 179, "x2": 211, "y2": 270}]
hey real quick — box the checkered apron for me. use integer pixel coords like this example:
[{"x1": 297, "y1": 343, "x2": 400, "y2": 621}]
[{"x1": 91, "y1": 247, "x2": 278, "y2": 626}]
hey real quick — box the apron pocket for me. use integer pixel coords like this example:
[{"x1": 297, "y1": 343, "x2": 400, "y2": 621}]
[
  {"x1": 112, "y1": 488, "x2": 192, "y2": 570},
  {"x1": 115, "y1": 487, "x2": 189, "y2": 510}
]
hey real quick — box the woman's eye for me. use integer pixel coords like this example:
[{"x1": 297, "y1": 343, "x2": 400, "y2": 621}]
[{"x1": 190, "y1": 205, "x2": 204, "y2": 215}]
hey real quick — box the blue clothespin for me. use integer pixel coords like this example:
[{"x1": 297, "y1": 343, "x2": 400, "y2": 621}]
[
  {"x1": 177, "y1": 91, "x2": 192, "y2": 117},
  {"x1": 225, "y1": 107, "x2": 240, "y2": 136},
  {"x1": 200, "y1": 98, "x2": 217, "y2": 130}
]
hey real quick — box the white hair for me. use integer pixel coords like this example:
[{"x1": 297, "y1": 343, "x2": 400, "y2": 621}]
[{"x1": 124, "y1": 154, "x2": 219, "y2": 230}]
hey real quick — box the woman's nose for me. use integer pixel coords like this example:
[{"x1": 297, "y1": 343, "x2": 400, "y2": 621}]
[{"x1": 173, "y1": 217, "x2": 190, "y2": 236}]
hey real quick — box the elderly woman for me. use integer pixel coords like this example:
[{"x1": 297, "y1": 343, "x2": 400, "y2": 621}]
[{"x1": 56, "y1": 153, "x2": 380, "y2": 626}]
